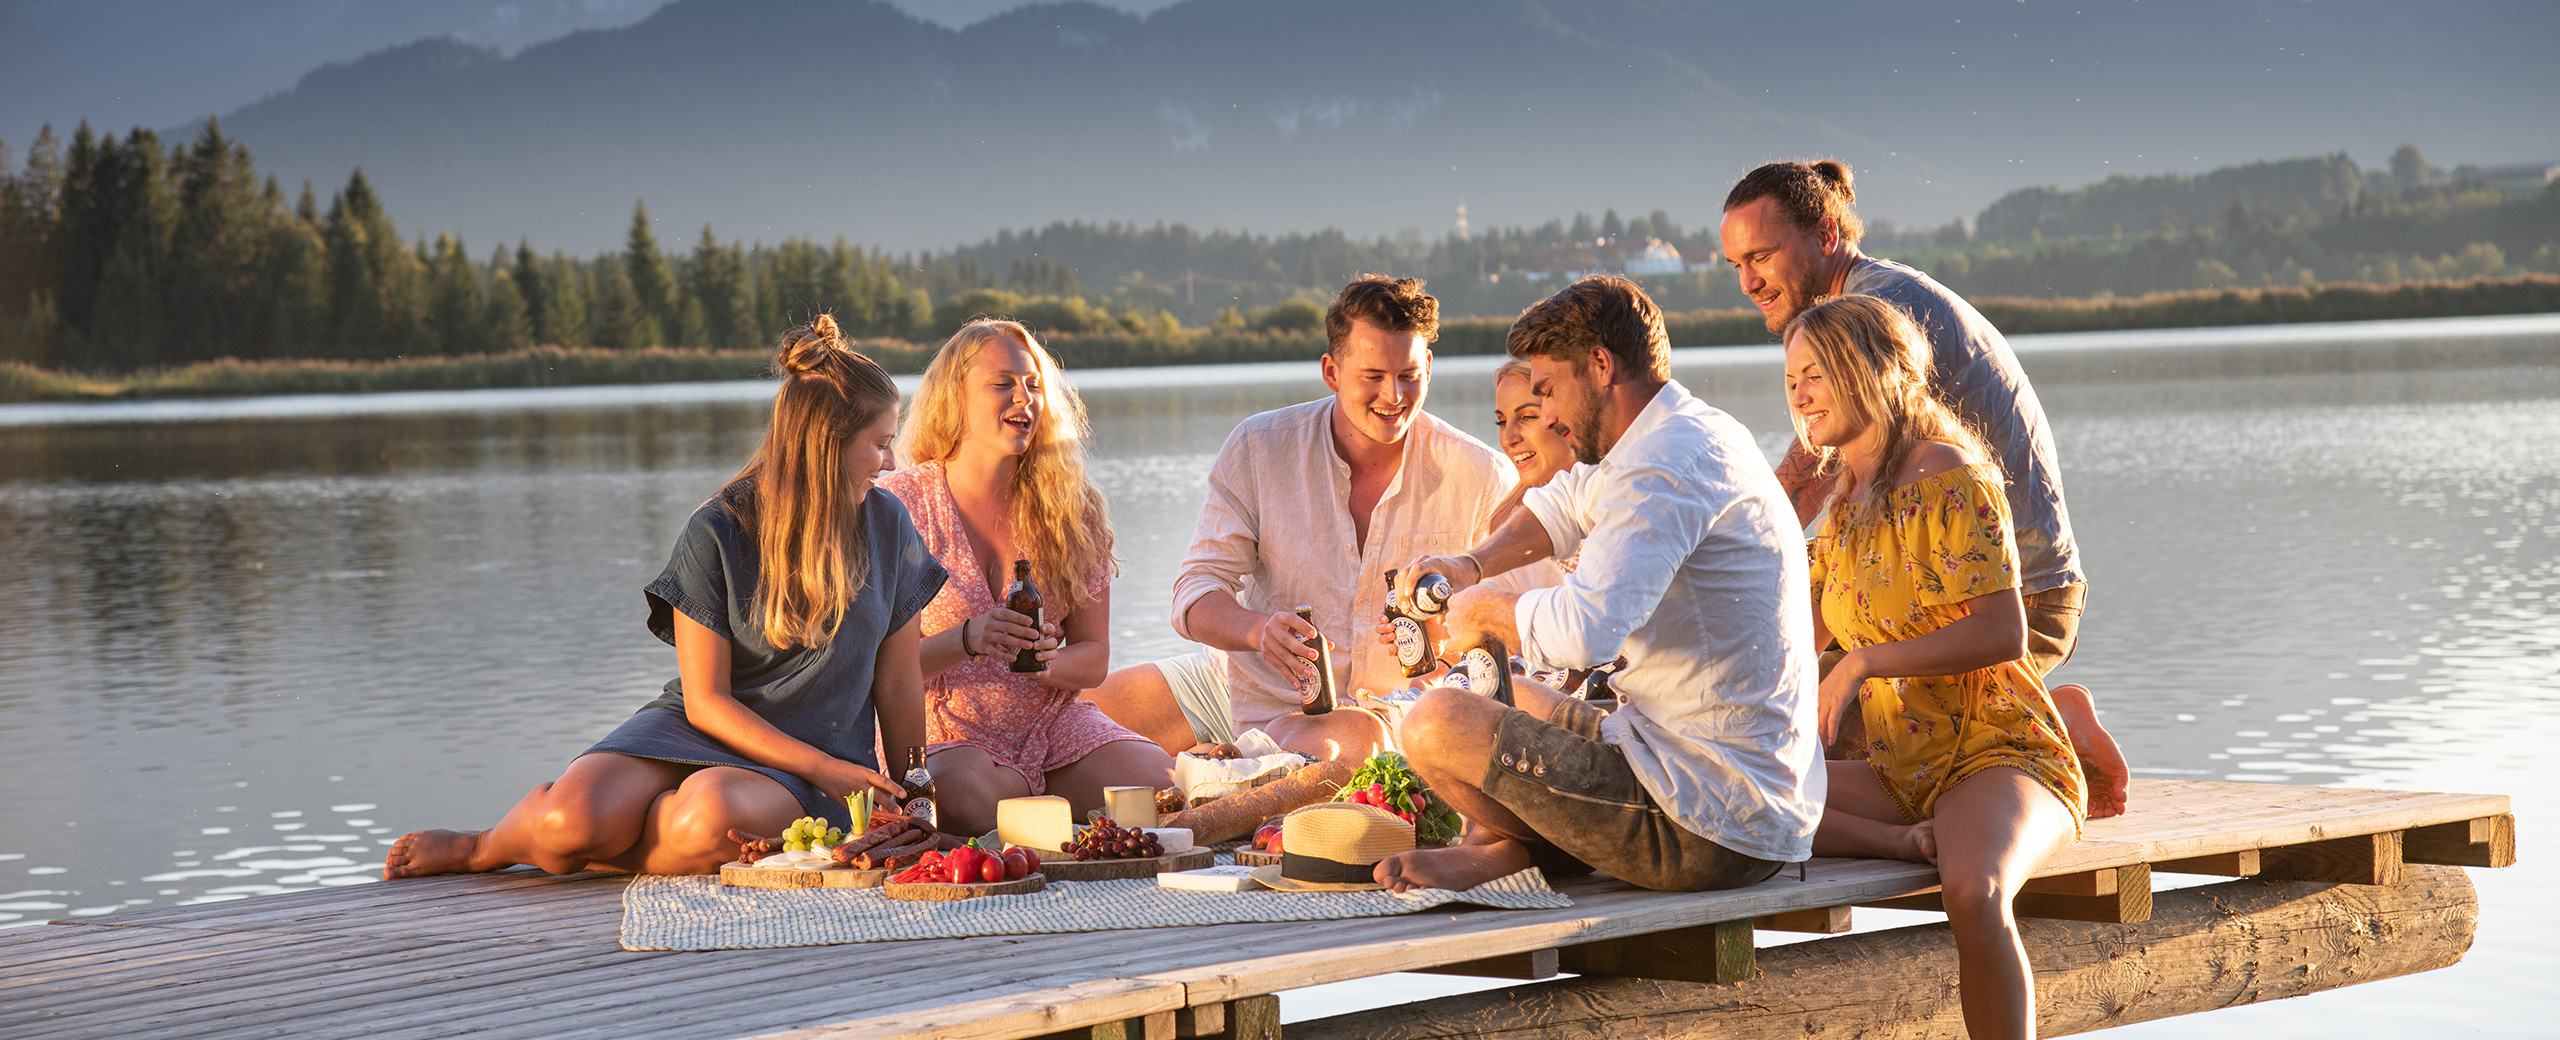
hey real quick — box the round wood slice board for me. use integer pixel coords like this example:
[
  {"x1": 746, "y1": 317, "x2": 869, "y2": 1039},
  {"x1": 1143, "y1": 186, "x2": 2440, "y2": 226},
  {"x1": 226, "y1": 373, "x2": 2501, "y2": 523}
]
[
  {"x1": 719, "y1": 861, "x2": 889, "y2": 889},
  {"x1": 1037, "y1": 847, "x2": 1214, "y2": 881},
  {"x1": 882, "y1": 873, "x2": 1047, "y2": 901},
  {"x1": 1232, "y1": 850, "x2": 1282, "y2": 868}
]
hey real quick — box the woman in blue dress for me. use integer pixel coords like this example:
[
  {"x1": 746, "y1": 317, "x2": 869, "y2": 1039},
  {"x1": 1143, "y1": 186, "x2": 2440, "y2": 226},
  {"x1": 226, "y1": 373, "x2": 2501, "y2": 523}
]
[{"x1": 385, "y1": 315, "x2": 946, "y2": 877}]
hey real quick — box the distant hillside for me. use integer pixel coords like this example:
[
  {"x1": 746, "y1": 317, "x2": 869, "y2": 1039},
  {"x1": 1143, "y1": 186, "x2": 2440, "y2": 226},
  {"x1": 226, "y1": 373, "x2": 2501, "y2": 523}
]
[{"x1": 175, "y1": 0, "x2": 2559, "y2": 253}]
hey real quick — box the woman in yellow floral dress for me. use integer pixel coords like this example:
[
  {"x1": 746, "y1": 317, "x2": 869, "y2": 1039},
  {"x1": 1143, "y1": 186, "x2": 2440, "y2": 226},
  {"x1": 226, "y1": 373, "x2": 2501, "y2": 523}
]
[{"x1": 1786, "y1": 295, "x2": 2086, "y2": 1040}]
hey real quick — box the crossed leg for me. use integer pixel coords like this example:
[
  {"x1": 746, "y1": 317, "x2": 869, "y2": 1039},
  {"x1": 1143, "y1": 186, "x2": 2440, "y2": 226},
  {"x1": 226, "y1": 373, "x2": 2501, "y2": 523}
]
[{"x1": 1369, "y1": 678, "x2": 1570, "y2": 893}]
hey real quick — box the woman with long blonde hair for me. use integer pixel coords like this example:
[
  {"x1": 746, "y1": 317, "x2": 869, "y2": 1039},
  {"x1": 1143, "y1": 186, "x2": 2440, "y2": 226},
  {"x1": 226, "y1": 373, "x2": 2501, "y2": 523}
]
[
  {"x1": 882, "y1": 319, "x2": 1171, "y2": 836},
  {"x1": 1788, "y1": 294, "x2": 2089, "y2": 1040},
  {"x1": 385, "y1": 315, "x2": 943, "y2": 878}
]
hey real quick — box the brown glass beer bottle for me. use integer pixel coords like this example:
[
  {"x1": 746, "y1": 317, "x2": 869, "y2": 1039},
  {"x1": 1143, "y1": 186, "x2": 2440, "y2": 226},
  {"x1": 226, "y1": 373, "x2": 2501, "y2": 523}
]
[
  {"x1": 1458, "y1": 636, "x2": 1516, "y2": 708},
  {"x1": 1384, "y1": 570, "x2": 1434, "y2": 678},
  {"x1": 1294, "y1": 604, "x2": 1337, "y2": 715},
  {"x1": 1006, "y1": 558, "x2": 1044, "y2": 673}
]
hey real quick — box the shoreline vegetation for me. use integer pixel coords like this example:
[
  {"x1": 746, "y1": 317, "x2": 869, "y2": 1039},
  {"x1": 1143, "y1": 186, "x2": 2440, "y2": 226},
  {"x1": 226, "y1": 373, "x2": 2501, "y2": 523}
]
[{"x1": 5, "y1": 274, "x2": 2552, "y2": 404}]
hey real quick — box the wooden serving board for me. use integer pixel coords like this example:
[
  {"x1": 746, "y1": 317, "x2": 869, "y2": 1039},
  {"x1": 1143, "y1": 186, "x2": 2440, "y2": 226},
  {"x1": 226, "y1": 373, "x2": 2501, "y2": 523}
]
[
  {"x1": 1038, "y1": 847, "x2": 1214, "y2": 882},
  {"x1": 1232, "y1": 850, "x2": 1281, "y2": 868},
  {"x1": 882, "y1": 873, "x2": 1047, "y2": 902},
  {"x1": 719, "y1": 861, "x2": 889, "y2": 889}
]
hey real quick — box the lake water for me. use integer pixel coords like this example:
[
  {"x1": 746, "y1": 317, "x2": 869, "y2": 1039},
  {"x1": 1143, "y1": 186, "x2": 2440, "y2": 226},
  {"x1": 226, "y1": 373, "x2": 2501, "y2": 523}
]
[{"x1": 3, "y1": 314, "x2": 2556, "y2": 1034}]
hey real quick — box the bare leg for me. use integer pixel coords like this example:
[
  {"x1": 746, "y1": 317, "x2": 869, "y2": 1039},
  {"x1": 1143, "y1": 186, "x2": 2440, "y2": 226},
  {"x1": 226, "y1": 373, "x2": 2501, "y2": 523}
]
[
  {"x1": 1931, "y1": 767, "x2": 2080, "y2": 1040},
  {"x1": 591, "y1": 766, "x2": 806, "y2": 875},
  {"x1": 1043, "y1": 738, "x2": 1177, "y2": 820},
  {"x1": 384, "y1": 753, "x2": 689, "y2": 878},
  {"x1": 1081, "y1": 664, "x2": 1200, "y2": 756},
  {"x1": 1371, "y1": 680, "x2": 1566, "y2": 893},
  {"x1": 2048, "y1": 684, "x2": 2129, "y2": 818},
  {"x1": 1264, "y1": 707, "x2": 1392, "y2": 763},
  {"x1": 1812, "y1": 760, "x2": 1936, "y2": 863},
  {"x1": 925, "y1": 744, "x2": 1036, "y2": 838}
]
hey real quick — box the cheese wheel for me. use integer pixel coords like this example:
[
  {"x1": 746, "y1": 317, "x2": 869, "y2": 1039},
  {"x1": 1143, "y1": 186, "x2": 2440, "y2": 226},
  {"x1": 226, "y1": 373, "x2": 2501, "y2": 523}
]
[{"x1": 996, "y1": 795, "x2": 1075, "y2": 852}]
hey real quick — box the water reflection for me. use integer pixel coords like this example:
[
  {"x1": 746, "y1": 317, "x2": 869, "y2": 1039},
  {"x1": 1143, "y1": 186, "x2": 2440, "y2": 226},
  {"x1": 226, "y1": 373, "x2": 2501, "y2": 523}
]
[{"x1": 1, "y1": 322, "x2": 2555, "y2": 988}]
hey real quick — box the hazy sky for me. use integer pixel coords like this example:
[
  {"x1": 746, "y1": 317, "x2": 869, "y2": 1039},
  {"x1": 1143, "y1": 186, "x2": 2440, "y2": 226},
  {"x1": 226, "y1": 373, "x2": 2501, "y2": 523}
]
[{"x1": 0, "y1": 0, "x2": 1176, "y2": 152}]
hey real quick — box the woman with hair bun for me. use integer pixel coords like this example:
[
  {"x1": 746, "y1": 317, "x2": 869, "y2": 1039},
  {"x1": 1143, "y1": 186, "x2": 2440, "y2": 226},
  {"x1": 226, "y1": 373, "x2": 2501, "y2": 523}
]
[
  {"x1": 384, "y1": 314, "x2": 944, "y2": 878},
  {"x1": 882, "y1": 319, "x2": 1171, "y2": 838},
  {"x1": 1788, "y1": 294, "x2": 2086, "y2": 1040}
]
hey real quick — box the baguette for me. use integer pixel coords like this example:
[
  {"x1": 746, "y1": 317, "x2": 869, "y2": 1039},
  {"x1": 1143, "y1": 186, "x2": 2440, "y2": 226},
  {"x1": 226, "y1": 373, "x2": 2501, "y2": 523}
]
[{"x1": 1160, "y1": 757, "x2": 1357, "y2": 843}]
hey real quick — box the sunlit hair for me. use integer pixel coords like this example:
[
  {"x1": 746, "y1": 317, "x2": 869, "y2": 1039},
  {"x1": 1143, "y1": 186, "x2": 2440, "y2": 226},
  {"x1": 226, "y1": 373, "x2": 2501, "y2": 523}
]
[
  {"x1": 726, "y1": 313, "x2": 901, "y2": 648},
  {"x1": 898, "y1": 319, "x2": 1117, "y2": 612},
  {"x1": 1493, "y1": 357, "x2": 1533, "y2": 387},
  {"x1": 1782, "y1": 294, "x2": 1989, "y2": 520},
  {"x1": 1724, "y1": 159, "x2": 1866, "y2": 246}
]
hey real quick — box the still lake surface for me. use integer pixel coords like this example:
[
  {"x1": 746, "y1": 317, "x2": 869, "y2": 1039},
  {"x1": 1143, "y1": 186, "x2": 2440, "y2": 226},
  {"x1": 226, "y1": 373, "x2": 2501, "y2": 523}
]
[{"x1": 3, "y1": 314, "x2": 2556, "y2": 1033}]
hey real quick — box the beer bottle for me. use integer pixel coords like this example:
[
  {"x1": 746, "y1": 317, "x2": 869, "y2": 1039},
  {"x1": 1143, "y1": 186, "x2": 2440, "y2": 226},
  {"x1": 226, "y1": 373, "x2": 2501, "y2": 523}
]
[
  {"x1": 1458, "y1": 636, "x2": 1516, "y2": 708},
  {"x1": 1383, "y1": 570, "x2": 1435, "y2": 678},
  {"x1": 1005, "y1": 558, "x2": 1044, "y2": 674},
  {"x1": 1294, "y1": 605, "x2": 1337, "y2": 715},
  {"x1": 1409, "y1": 572, "x2": 1454, "y2": 617},
  {"x1": 899, "y1": 747, "x2": 938, "y2": 830}
]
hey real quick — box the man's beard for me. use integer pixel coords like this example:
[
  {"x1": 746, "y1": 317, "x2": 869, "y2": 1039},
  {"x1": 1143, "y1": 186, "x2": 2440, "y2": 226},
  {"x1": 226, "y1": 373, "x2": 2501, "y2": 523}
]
[
  {"x1": 1760, "y1": 264, "x2": 1830, "y2": 334},
  {"x1": 1566, "y1": 378, "x2": 1608, "y2": 465}
]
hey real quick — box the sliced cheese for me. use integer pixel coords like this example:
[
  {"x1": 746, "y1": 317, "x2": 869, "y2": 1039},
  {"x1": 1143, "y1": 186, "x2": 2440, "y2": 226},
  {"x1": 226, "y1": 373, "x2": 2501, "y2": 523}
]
[
  {"x1": 1142, "y1": 827, "x2": 1194, "y2": 853},
  {"x1": 1104, "y1": 786, "x2": 1159, "y2": 829},
  {"x1": 996, "y1": 794, "x2": 1075, "y2": 852}
]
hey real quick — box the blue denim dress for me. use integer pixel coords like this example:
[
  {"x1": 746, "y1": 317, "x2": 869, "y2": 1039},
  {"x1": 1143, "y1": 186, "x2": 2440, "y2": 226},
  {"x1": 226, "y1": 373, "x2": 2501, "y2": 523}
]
[{"x1": 584, "y1": 482, "x2": 946, "y2": 827}]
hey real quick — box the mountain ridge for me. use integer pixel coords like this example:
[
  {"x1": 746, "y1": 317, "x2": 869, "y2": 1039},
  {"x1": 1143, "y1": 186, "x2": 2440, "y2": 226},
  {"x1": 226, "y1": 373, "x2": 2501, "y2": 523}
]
[{"x1": 140, "y1": 0, "x2": 2560, "y2": 253}]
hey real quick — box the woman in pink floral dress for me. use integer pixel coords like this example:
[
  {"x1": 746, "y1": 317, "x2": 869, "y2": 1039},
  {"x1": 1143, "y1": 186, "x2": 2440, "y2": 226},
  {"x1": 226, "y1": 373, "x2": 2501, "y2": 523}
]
[{"x1": 882, "y1": 319, "x2": 1174, "y2": 837}]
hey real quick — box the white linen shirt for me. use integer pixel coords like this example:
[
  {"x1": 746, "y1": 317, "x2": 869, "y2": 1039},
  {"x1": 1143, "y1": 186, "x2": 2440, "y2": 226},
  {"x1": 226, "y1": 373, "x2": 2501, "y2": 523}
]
[
  {"x1": 1516, "y1": 381, "x2": 1825, "y2": 863},
  {"x1": 1173, "y1": 398, "x2": 1513, "y2": 731}
]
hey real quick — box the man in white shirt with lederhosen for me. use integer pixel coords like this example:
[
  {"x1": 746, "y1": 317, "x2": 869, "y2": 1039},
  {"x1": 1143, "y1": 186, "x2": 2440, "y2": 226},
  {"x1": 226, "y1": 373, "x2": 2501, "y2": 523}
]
[
  {"x1": 1083, "y1": 276, "x2": 1514, "y2": 763},
  {"x1": 1379, "y1": 275, "x2": 1825, "y2": 893}
]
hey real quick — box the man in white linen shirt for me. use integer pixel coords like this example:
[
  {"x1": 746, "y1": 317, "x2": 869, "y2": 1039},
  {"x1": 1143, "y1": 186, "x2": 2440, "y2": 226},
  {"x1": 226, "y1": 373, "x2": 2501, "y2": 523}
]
[
  {"x1": 1082, "y1": 276, "x2": 1513, "y2": 763},
  {"x1": 1377, "y1": 275, "x2": 1825, "y2": 893}
]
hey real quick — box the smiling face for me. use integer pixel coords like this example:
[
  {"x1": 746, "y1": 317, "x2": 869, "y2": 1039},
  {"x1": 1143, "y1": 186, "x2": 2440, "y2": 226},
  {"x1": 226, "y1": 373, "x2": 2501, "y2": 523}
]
[
  {"x1": 843, "y1": 401, "x2": 900, "y2": 497},
  {"x1": 1784, "y1": 330, "x2": 1863, "y2": 451},
  {"x1": 1525, "y1": 353, "x2": 1609, "y2": 466},
  {"x1": 1722, "y1": 196, "x2": 1839, "y2": 334},
  {"x1": 1321, "y1": 319, "x2": 1431, "y2": 448},
  {"x1": 1493, "y1": 371, "x2": 1574, "y2": 483},
  {"x1": 961, "y1": 335, "x2": 1045, "y2": 458}
]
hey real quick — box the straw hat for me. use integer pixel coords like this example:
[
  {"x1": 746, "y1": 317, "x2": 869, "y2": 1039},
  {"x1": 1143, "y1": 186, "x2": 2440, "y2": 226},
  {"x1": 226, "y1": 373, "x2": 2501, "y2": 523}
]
[{"x1": 1250, "y1": 802, "x2": 1415, "y2": 892}]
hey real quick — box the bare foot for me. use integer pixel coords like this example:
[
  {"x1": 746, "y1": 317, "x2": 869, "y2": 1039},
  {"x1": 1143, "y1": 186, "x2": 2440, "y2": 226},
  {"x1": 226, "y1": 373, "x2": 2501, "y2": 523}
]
[
  {"x1": 1372, "y1": 840, "x2": 1534, "y2": 893},
  {"x1": 1908, "y1": 820, "x2": 1939, "y2": 866},
  {"x1": 2051, "y1": 683, "x2": 2131, "y2": 819},
  {"x1": 384, "y1": 829, "x2": 483, "y2": 879}
]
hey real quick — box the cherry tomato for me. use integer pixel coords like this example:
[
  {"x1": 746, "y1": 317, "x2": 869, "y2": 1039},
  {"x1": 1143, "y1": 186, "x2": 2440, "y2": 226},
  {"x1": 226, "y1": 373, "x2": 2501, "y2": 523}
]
[
  {"x1": 979, "y1": 854, "x2": 1006, "y2": 883},
  {"x1": 1005, "y1": 848, "x2": 1033, "y2": 880}
]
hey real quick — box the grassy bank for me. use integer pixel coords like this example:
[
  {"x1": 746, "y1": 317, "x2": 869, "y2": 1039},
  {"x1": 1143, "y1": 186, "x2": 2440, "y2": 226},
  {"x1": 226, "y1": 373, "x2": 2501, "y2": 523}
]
[{"x1": 7, "y1": 275, "x2": 2554, "y2": 404}]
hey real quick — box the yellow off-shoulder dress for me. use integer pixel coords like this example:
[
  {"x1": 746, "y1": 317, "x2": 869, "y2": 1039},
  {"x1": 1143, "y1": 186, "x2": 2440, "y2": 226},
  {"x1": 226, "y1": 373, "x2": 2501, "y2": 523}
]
[{"x1": 1810, "y1": 462, "x2": 2087, "y2": 830}]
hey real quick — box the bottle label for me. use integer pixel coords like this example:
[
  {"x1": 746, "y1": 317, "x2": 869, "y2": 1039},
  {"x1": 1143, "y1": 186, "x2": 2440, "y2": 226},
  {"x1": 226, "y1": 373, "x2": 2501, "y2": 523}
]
[
  {"x1": 1461, "y1": 648, "x2": 1500, "y2": 694},
  {"x1": 1391, "y1": 617, "x2": 1429, "y2": 669},
  {"x1": 901, "y1": 796, "x2": 935, "y2": 829}
]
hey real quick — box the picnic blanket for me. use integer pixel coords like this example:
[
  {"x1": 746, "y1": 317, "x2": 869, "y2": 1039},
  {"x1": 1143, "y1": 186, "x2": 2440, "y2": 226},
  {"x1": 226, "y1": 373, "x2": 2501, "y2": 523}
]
[{"x1": 619, "y1": 869, "x2": 1570, "y2": 951}]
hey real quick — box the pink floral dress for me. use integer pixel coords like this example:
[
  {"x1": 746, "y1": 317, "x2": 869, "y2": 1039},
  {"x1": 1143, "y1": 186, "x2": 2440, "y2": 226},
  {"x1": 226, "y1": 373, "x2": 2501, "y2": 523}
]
[{"x1": 881, "y1": 461, "x2": 1143, "y2": 793}]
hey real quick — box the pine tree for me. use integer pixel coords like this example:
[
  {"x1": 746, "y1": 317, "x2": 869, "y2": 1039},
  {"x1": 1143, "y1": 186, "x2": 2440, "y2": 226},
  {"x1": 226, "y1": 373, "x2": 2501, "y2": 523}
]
[
  {"x1": 541, "y1": 252, "x2": 588, "y2": 347},
  {"x1": 263, "y1": 182, "x2": 329, "y2": 359},
  {"x1": 622, "y1": 199, "x2": 671, "y2": 347},
  {"x1": 324, "y1": 171, "x2": 388, "y2": 357},
  {"x1": 167, "y1": 119, "x2": 264, "y2": 363},
  {"x1": 84, "y1": 129, "x2": 177, "y2": 371},
  {"x1": 512, "y1": 241, "x2": 549, "y2": 345},
  {"x1": 482, "y1": 244, "x2": 530, "y2": 352},
  {"x1": 425, "y1": 232, "x2": 481, "y2": 354},
  {"x1": 686, "y1": 225, "x2": 756, "y2": 350},
  {"x1": 0, "y1": 126, "x2": 64, "y2": 364}
]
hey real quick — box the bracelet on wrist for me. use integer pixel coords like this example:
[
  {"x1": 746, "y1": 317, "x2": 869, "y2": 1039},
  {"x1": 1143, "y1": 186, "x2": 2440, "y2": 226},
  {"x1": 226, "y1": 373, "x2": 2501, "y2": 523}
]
[
  {"x1": 960, "y1": 616, "x2": 980, "y2": 658},
  {"x1": 1455, "y1": 552, "x2": 1484, "y2": 582}
]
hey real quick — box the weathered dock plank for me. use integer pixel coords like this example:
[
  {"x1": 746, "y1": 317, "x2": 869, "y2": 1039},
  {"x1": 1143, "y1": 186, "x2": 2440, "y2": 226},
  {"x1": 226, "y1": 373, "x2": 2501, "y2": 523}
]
[{"x1": 0, "y1": 779, "x2": 2513, "y2": 1040}]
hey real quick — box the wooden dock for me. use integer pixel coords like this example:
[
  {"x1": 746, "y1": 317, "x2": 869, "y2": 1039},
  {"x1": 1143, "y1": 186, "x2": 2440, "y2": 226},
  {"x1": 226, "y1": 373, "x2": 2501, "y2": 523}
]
[{"x1": 0, "y1": 779, "x2": 2513, "y2": 1040}]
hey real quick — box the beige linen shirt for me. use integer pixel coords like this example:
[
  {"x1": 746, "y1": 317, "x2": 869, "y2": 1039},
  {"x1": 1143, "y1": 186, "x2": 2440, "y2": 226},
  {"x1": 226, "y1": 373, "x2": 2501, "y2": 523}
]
[{"x1": 1172, "y1": 398, "x2": 1513, "y2": 730}]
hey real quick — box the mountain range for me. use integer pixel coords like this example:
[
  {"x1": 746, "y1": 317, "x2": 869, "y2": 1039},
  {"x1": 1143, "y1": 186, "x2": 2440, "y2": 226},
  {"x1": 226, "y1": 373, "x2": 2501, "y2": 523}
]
[{"x1": 120, "y1": 0, "x2": 2560, "y2": 253}]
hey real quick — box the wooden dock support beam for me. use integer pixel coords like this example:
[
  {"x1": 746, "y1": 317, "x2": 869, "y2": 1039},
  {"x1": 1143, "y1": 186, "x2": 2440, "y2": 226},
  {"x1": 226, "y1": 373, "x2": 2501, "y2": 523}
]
[
  {"x1": 1860, "y1": 864, "x2": 2154, "y2": 923},
  {"x1": 1754, "y1": 905, "x2": 1853, "y2": 934},
  {"x1": 1555, "y1": 918, "x2": 1755, "y2": 984},
  {"x1": 2406, "y1": 815, "x2": 2516, "y2": 868},
  {"x1": 1288, "y1": 864, "x2": 2482, "y2": 1040},
  {"x1": 2261, "y1": 830, "x2": 2402, "y2": 885}
]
